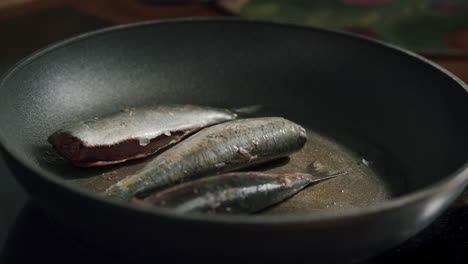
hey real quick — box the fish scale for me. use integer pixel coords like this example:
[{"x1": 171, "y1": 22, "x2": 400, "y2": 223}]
[
  {"x1": 105, "y1": 117, "x2": 307, "y2": 200},
  {"x1": 132, "y1": 171, "x2": 342, "y2": 214},
  {"x1": 48, "y1": 104, "x2": 238, "y2": 167}
]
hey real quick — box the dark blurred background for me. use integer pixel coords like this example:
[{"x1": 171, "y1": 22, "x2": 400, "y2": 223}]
[
  {"x1": 1, "y1": 0, "x2": 467, "y2": 77},
  {"x1": 0, "y1": 0, "x2": 467, "y2": 263}
]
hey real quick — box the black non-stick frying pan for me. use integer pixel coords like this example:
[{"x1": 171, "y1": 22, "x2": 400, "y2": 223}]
[{"x1": 0, "y1": 18, "x2": 467, "y2": 263}]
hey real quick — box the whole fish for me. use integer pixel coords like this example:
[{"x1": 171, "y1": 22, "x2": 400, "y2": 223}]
[
  {"x1": 105, "y1": 117, "x2": 307, "y2": 200},
  {"x1": 48, "y1": 105, "x2": 238, "y2": 167},
  {"x1": 131, "y1": 171, "x2": 343, "y2": 214}
]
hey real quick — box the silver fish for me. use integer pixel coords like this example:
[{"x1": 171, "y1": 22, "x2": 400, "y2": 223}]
[
  {"x1": 105, "y1": 117, "x2": 307, "y2": 200},
  {"x1": 48, "y1": 105, "x2": 237, "y2": 167},
  {"x1": 131, "y1": 170, "x2": 344, "y2": 214}
]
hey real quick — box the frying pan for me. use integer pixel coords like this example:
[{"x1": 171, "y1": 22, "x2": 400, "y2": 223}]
[{"x1": 0, "y1": 18, "x2": 467, "y2": 263}]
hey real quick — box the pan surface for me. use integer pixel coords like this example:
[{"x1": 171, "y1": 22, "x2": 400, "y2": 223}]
[{"x1": 0, "y1": 18, "x2": 467, "y2": 262}]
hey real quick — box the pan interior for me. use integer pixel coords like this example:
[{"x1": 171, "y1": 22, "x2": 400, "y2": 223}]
[
  {"x1": 39, "y1": 121, "x2": 393, "y2": 214},
  {"x1": 0, "y1": 20, "x2": 467, "y2": 216}
]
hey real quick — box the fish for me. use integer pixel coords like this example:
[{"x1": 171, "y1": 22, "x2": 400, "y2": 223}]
[
  {"x1": 104, "y1": 117, "x2": 307, "y2": 200},
  {"x1": 131, "y1": 170, "x2": 345, "y2": 214},
  {"x1": 48, "y1": 105, "x2": 238, "y2": 167}
]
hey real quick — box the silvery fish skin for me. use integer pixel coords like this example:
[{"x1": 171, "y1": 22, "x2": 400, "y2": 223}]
[
  {"x1": 105, "y1": 117, "x2": 307, "y2": 201},
  {"x1": 132, "y1": 171, "x2": 341, "y2": 214},
  {"x1": 48, "y1": 105, "x2": 237, "y2": 167}
]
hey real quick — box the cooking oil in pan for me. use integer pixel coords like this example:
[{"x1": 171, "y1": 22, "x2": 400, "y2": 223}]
[
  {"x1": 40, "y1": 128, "x2": 392, "y2": 215},
  {"x1": 259, "y1": 129, "x2": 391, "y2": 214}
]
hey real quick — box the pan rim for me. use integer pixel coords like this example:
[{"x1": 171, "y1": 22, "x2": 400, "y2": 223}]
[{"x1": 0, "y1": 17, "x2": 467, "y2": 225}]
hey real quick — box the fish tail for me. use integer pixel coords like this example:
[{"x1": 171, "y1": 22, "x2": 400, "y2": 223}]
[
  {"x1": 305, "y1": 161, "x2": 347, "y2": 182},
  {"x1": 301, "y1": 170, "x2": 347, "y2": 184}
]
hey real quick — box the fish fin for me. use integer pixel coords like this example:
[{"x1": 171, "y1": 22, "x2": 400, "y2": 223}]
[
  {"x1": 305, "y1": 160, "x2": 323, "y2": 174},
  {"x1": 230, "y1": 105, "x2": 263, "y2": 117}
]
